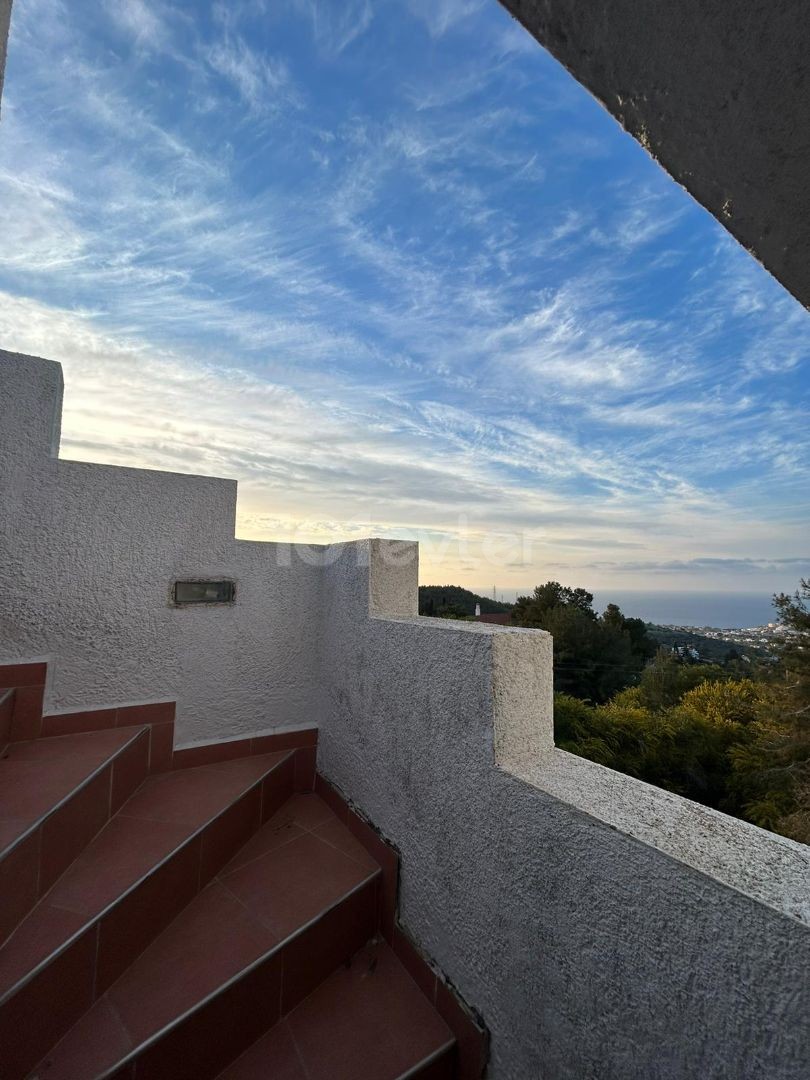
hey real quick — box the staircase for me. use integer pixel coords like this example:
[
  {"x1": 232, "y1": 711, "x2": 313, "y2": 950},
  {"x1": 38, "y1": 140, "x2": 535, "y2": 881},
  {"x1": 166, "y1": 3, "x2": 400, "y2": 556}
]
[{"x1": 0, "y1": 665, "x2": 480, "y2": 1080}]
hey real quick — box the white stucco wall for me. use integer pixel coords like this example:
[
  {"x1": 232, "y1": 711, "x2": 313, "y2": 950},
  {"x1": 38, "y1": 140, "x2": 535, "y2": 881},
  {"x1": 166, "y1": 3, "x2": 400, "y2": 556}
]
[
  {"x1": 318, "y1": 539, "x2": 810, "y2": 1080},
  {"x1": 0, "y1": 350, "x2": 322, "y2": 743},
  {"x1": 3, "y1": 350, "x2": 809, "y2": 1077}
]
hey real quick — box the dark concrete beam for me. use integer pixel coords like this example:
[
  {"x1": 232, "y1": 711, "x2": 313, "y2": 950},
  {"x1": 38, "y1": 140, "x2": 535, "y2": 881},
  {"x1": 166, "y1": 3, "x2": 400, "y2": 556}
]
[
  {"x1": 0, "y1": 0, "x2": 12, "y2": 118},
  {"x1": 498, "y1": 0, "x2": 810, "y2": 309}
]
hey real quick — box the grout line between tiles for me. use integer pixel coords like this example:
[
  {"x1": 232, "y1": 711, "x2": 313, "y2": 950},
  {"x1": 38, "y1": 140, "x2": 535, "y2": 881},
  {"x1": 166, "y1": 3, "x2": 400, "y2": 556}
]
[
  {"x1": 286, "y1": 1016, "x2": 315, "y2": 1080},
  {"x1": 215, "y1": 877, "x2": 283, "y2": 942},
  {"x1": 92, "y1": 920, "x2": 101, "y2": 1001},
  {"x1": 217, "y1": 823, "x2": 304, "y2": 880}
]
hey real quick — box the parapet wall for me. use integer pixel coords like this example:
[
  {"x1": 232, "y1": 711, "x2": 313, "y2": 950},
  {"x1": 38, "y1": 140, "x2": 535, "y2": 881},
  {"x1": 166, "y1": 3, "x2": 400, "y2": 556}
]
[{"x1": 319, "y1": 540, "x2": 810, "y2": 1079}]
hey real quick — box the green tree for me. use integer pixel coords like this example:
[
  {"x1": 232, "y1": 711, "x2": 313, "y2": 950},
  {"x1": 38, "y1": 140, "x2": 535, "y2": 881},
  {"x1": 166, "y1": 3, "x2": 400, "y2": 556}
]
[
  {"x1": 679, "y1": 679, "x2": 762, "y2": 728},
  {"x1": 515, "y1": 583, "x2": 656, "y2": 702},
  {"x1": 636, "y1": 651, "x2": 726, "y2": 712},
  {"x1": 555, "y1": 681, "x2": 757, "y2": 812},
  {"x1": 727, "y1": 581, "x2": 810, "y2": 841},
  {"x1": 554, "y1": 581, "x2": 810, "y2": 843}
]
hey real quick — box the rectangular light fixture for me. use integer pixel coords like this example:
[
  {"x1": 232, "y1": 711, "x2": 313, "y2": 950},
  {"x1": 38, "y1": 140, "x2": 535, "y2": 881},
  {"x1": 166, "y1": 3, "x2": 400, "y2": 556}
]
[{"x1": 173, "y1": 580, "x2": 235, "y2": 605}]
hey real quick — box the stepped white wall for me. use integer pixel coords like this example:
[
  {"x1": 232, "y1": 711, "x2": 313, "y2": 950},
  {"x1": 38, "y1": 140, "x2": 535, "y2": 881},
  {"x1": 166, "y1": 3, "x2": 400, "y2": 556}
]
[
  {"x1": 0, "y1": 350, "x2": 322, "y2": 743},
  {"x1": 2, "y1": 349, "x2": 809, "y2": 1079},
  {"x1": 318, "y1": 539, "x2": 810, "y2": 1080}
]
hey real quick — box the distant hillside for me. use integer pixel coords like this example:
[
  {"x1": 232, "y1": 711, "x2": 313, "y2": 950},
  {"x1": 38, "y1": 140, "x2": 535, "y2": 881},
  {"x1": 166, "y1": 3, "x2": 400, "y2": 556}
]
[{"x1": 419, "y1": 585, "x2": 512, "y2": 617}]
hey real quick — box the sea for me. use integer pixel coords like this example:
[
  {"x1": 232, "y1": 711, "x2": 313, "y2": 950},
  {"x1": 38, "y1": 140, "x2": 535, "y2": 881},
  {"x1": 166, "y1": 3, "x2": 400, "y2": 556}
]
[{"x1": 589, "y1": 591, "x2": 776, "y2": 630}]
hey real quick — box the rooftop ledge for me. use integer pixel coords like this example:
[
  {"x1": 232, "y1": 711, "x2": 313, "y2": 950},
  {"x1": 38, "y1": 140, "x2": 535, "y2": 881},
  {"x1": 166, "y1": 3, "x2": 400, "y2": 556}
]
[
  {"x1": 513, "y1": 749, "x2": 810, "y2": 928},
  {"x1": 372, "y1": 612, "x2": 810, "y2": 928}
]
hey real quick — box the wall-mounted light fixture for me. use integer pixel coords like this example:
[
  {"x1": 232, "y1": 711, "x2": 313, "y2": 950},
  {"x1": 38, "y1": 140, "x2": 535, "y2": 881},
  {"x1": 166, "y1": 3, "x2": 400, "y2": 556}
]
[{"x1": 173, "y1": 580, "x2": 236, "y2": 605}]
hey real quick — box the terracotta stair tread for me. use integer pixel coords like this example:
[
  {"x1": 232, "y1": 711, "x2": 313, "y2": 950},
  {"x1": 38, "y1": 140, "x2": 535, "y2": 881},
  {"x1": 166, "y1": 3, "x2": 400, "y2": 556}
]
[
  {"x1": 0, "y1": 752, "x2": 293, "y2": 998},
  {"x1": 36, "y1": 794, "x2": 382, "y2": 1080},
  {"x1": 0, "y1": 728, "x2": 148, "y2": 857},
  {"x1": 218, "y1": 940, "x2": 455, "y2": 1080},
  {"x1": 116, "y1": 751, "x2": 292, "y2": 824}
]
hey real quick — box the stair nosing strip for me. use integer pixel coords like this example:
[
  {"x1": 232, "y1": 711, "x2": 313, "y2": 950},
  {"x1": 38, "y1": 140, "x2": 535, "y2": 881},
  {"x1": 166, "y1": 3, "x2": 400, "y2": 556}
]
[
  {"x1": 94, "y1": 868, "x2": 382, "y2": 1080},
  {"x1": 394, "y1": 1037, "x2": 457, "y2": 1080},
  {"x1": 0, "y1": 725, "x2": 152, "y2": 863},
  {"x1": 0, "y1": 749, "x2": 297, "y2": 1005}
]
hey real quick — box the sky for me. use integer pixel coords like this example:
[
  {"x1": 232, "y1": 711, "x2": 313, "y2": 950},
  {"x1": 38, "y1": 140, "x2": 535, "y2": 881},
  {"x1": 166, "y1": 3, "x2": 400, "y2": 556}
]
[{"x1": 1, "y1": 0, "x2": 809, "y2": 600}]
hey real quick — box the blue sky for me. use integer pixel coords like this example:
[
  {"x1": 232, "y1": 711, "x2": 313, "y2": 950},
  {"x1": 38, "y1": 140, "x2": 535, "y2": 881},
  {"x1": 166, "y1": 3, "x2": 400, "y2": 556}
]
[{"x1": 1, "y1": 0, "x2": 809, "y2": 597}]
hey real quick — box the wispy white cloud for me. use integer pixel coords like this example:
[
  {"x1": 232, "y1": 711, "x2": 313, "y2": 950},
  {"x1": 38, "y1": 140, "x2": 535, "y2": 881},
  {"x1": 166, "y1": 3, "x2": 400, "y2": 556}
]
[
  {"x1": 0, "y1": 0, "x2": 808, "y2": 595},
  {"x1": 0, "y1": 129, "x2": 86, "y2": 271},
  {"x1": 205, "y1": 36, "x2": 296, "y2": 113},
  {"x1": 105, "y1": 0, "x2": 171, "y2": 50},
  {"x1": 405, "y1": 0, "x2": 486, "y2": 39},
  {"x1": 292, "y1": 0, "x2": 373, "y2": 56}
]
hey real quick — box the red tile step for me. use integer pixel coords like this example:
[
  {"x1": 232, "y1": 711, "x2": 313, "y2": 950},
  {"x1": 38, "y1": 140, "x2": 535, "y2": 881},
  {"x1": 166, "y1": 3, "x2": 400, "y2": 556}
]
[
  {"x1": 33, "y1": 794, "x2": 384, "y2": 1080},
  {"x1": 0, "y1": 751, "x2": 295, "y2": 1080},
  {"x1": 0, "y1": 727, "x2": 151, "y2": 944},
  {"x1": 217, "y1": 939, "x2": 455, "y2": 1080},
  {"x1": 41, "y1": 702, "x2": 177, "y2": 774}
]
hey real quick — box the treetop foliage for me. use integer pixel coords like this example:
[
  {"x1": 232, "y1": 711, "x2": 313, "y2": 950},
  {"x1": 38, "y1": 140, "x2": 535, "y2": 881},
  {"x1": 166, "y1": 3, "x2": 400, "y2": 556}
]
[
  {"x1": 512, "y1": 580, "x2": 656, "y2": 703},
  {"x1": 552, "y1": 581, "x2": 810, "y2": 844}
]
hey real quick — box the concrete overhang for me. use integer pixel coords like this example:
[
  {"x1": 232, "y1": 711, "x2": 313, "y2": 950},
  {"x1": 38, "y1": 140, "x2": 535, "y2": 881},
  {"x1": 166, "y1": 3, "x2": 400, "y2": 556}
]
[
  {"x1": 1, "y1": 1, "x2": 807, "y2": 309},
  {"x1": 498, "y1": 0, "x2": 810, "y2": 309}
]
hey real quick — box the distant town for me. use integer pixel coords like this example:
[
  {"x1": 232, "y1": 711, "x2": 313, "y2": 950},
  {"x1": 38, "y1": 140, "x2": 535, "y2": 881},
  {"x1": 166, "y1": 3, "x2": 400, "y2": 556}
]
[{"x1": 648, "y1": 621, "x2": 798, "y2": 665}]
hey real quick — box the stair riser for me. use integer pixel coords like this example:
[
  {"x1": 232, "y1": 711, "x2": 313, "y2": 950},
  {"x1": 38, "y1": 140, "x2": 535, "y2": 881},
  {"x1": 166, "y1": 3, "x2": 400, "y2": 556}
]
[
  {"x1": 9, "y1": 686, "x2": 46, "y2": 744},
  {"x1": 1, "y1": 755, "x2": 296, "y2": 1078},
  {"x1": 0, "y1": 664, "x2": 47, "y2": 744},
  {"x1": 43, "y1": 699, "x2": 318, "y2": 783},
  {"x1": 102, "y1": 877, "x2": 379, "y2": 1080},
  {"x1": 405, "y1": 1048, "x2": 456, "y2": 1079},
  {"x1": 0, "y1": 689, "x2": 14, "y2": 755},
  {"x1": 0, "y1": 729, "x2": 151, "y2": 944},
  {"x1": 0, "y1": 925, "x2": 97, "y2": 1080},
  {"x1": 172, "y1": 729, "x2": 317, "y2": 772},
  {"x1": 0, "y1": 834, "x2": 37, "y2": 947},
  {"x1": 40, "y1": 704, "x2": 176, "y2": 774}
]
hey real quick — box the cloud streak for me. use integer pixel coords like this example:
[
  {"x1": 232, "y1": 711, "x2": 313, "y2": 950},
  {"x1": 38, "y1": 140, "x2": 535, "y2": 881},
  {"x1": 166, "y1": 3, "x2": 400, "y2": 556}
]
[{"x1": 0, "y1": 0, "x2": 808, "y2": 594}]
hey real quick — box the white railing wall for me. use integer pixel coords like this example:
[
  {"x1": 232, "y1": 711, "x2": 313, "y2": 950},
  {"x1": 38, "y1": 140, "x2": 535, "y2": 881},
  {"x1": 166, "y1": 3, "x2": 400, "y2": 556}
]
[{"x1": 318, "y1": 538, "x2": 810, "y2": 1080}]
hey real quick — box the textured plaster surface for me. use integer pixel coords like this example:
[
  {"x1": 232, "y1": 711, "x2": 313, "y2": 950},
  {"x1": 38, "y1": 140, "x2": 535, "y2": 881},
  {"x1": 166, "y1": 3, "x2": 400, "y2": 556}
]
[
  {"x1": 0, "y1": 0, "x2": 11, "y2": 117},
  {"x1": 3, "y1": 353, "x2": 810, "y2": 1076},
  {"x1": 368, "y1": 538, "x2": 419, "y2": 618},
  {"x1": 492, "y1": 630, "x2": 553, "y2": 763},
  {"x1": 0, "y1": 351, "x2": 322, "y2": 743},
  {"x1": 497, "y1": 0, "x2": 810, "y2": 308},
  {"x1": 520, "y1": 748, "x2": 810, "y2": 925},
  {"x1": 319, "y1": 541, "x2": 810, "y2": 1080}
]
